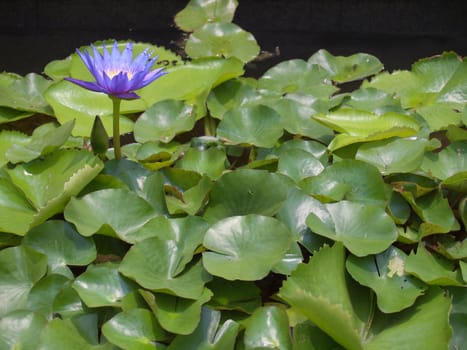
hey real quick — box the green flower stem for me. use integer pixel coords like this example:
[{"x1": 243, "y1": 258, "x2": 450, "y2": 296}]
[{"x1": 111, "y1": 96, "x2": 122, "y2": 160}]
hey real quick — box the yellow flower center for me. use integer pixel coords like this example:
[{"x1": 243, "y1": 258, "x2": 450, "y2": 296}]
[{"x1": 105, "y1": 68, "x2": 133, "y2": 80}]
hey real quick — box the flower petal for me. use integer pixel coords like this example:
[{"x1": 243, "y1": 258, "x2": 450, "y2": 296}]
[{"x1": 64, "y1": 78, "x2": 108, "y2": 94}]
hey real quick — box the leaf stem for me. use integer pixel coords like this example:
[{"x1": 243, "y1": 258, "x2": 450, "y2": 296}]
[
  {"x1": 204, "y1": 114, "x2": 216, "y2": 137},
  {"x1": 111, "y1": 96, "x2": 122, "y2": 160}
]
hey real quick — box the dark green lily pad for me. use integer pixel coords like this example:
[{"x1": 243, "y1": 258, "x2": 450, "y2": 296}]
[
  {"x1": 306, "y1": 201, "x2": 398, "y2": 256},
  {"x1": 203, "y1": 215, "x2": 292, "y2": 280},
  {"x1": 0, "y1": 310, "x2": 47, "y2": 350},
  {"x1": 102, "y1": 308, "x2": 169, "y2": 349},
  {"x1": 217, "y1": 104, "x2": 283, "y2": 147},
  {"x1": 206, "y1": 277, "x2": 261, "y2": 313},
  {"x1": 346, "y1": 247, "x2": 427, "y2": 313}
]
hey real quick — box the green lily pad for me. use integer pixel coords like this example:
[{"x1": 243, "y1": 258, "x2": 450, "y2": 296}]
[
  {"x1": 2, "y1": 149, "x2": 103, "y2": 235},
  {"x1": 276, "y1": 187, "x2": 331, "y2": 252},
  {"x1": 278, "y1": 139, "x2": 329, "y2": 165},
  {"x1": 217, "y1": 104, "x2": 283, "y2": 147},
  {"x1": 23, "y1": 220, "x2": 96, "y2": 274},
  {"x1": 206, "y1": 78, "x2": 259, "y2": 119},
  {"x1": 119, "y1": 237, "x2": 211, "y2": 299},
  {"x1": 258, "y1": 59, "x2": 337, "y2": 97},
  {"x1": 421, "y1": 141, "x2": 467, "y2": 192},
  {"x1": 448, "y1": 287, "x2": 467, "y2": 350},
  {"x1": 405, "y1": 244, "x2": 464, "y2": 286},
  {"x1": 292, "y1": 321, "x2": 345, "y2": 350},
  {"x1": 206, "y1": 277, "x2": 261, "y2": 313},
  {"x1": 0, "y1": 246, "x2": 48, "y2": 316},
  {"x1": 52, "y1": 285, "x2": 85, "y2": 319},
  {"x1": 356, "y1": 137, "x2": 438, "y2": 175},
  {"x1": 185, "y1": 22, "x2": 259, "y2": 63},
  {"x1": 174, "y1": 0, "x2": 238, "y2": 31},
  {"x1": 134, "y1": 99, "x2": 196, "y2": 143},
  {"x1": 26, "y1": 274, "x2": 70, "y2": 317},
  {"x1": 203, "y1": 169, "x2": 290, "y2": 222},
  {"x1": 243, "y1": 306, "x2": 292, "y2": 350},
  {"x1": 102, "y1": 308, "x2": 169, "y2": 350},
  {"x1": 400, "y1": 189, "x2": 459, "y2": 236},
  {"x1": 72, "y1": 263, "x2": 137, "y2": 307},
  {"x1": 306, "y1": 201, "x2": 398, "y2": 257},
  {"x1": 203, "y1": 215, "x2": 293, "y2": 280},
  {"x1": 0, "y1": 72, "x2": 53, "y2": 115},
  {"x1": 435, "y1": 235, "x2": 467, "y2": 260},
  {"x1": 278, "y1": 148, "x2": 325, "y2": 182},
  {"x1": 300, "y1": 159, "x2": 390, "y2": 206},
  {"x1": 308, "y1": 49, "x2": 383, "y2": 83},
  {"x1": 313, "y1": 108, "x2": 421, "y2": 151},
  {"x1": 343, "y1": 88, "x2": 401, "y2": 113},
  {"x1": 0, "y1": 310, "x2": 47, "y2": 350},
  {"x1": 175, "y1": 147, "x2": 228, "y2": 179},
  {"x1": 64, "y1": 188, "x2": 158, "y2": 242},
  {"x1": 0, "y1": 130, "x2": 29, "y2": 167},
  {"x1": 149, "y1": 288, "x2": 213, "y2": 334},
  {"x1": 363, "y1": 52, "x2": 467, "y2": 130},
  {"x1": 346, "y1": 247, "x2": 427, "y2": 313},
  {"x1": 167, "y1": 307, "x2": 239, "y2": 350},
  {"x1": 38, "y1": 317, "x2": 108, "y2": 350},
  {"x1": 278, "y1": 243, "x2": 368, "y2": 349},
  {"x1": 5, "y1": 121, "x2": 75, "y2": 164}
]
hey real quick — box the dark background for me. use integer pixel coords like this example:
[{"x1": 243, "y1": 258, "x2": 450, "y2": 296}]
[{"x1": 1, "y1": 0, "x2": 466, "y2": 77}]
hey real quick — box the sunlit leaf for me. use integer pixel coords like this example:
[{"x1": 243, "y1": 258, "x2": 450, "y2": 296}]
[
  {"x1": 203, "y1": 215, "x2": 293, "y2": 280},
  {"x1": 0, "y1": 72, "x2": 53, "y2": 115},
  {"x1": 356, "y1": 137, "x2": 438, "y2": 175},
  {"x1": 6, "y1": 121, "x2": 75, "y2": 164},
  {"x1": 175, "y1": 0, "x2": 238, "y2": 31},
  {"x1": 308, "y1": 50, "x2": 383, "y2": 83},
  {"x1": 300, "y1": 159, "x2": 390, "y2": 206},
  {"x1": 243, "y1": 306, "x2": 292, "y2": 350},
  {"x1": 102, "y1": 308, "x2": 169, "y2": 350},
  {"x1": 120, "y1": 237, "x2": 211, "y2": 299},
  {"x1": 278, "y1": 148, "x2": 325, "y2": 182},
  {"x1": 64, "y1": 188, "x2": 158, "y2": 242},
  {"x1": 217, "y1": 104, "x2": 283, "y2": 147},
  {"x1": 363, "y1": 52, "x2": 467, "y2": 130},
  {"x1": 0, "y1": 246, "x2": 48, "y2": 316},
  {"x1": 72, "y1": 263, "x2": 137, "y2": 308},
  {"x1": 186, "y1": 22, "x2": 259, "y2": 63},
  {"x1": 134, "y1": 100, "x2": 196, "y2": 143},
  {"x1": 306, "y1": 201, "x2": 398, "y2": 256},
  {"x1": 0, "y1": 310, "x2": 47, "y2": 350},
  {"x1": 23, "y1": 220, "x2": 96, "y2": 274},
  {"x1": 175, "y1": 147, "x2": 227, "y2": 179}
]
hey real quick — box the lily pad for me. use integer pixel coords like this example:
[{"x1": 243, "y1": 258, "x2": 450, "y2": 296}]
[
  {"x1": 300, "y1": 159, "x2": 390, "y2": 206},
  {"x1": 203, "y1": 215, "x2": 293, "y2": 280},
  {"x1": 346, "y1": 247, "x2": 427, "y2": 313},
  {"x1": 243, "y1": 306, "x2": 292, "y2": 350},
  {"x1": 0, "y1": 310, "x2": 47, "y2": 350},
  {"x1": 185, "y1": 22, "x2": 259, "y2": 63},
  {"x1": 217, "y1": 104, "x2": 283, "y2": 147},
  {"x1": 175, "y1": 0, "x2": 238, "y2": 32},
  {"x1": 206, "y1": 277, "x2": 261, "y2": 313},
  {"x1": 72, "y1": 263, "x2": 137, "y2": 308},
  {"x1": 0, "y1": 246, "x2": 48, "y2": 316},
  {"x1": 119, "y1": 236, "x2": 211, "y2": 299},
  {"x1": 308, "y1": 49, "x2": 383, "y2": 83},
  {"x1": 102, "y1": 308, "x2": 168, "y2": 349},
  {"x1": 134, "y1": 100, "x2": 196, "y2": 143},
  {"x1": 405, "y1": 244, "x2": 465, "y2": 286},
  {"x1": 175, "y1": 147, "x2": 227, "y2": 179},
  {"x1": 203, "y1": 169, "x2": 290, "y2": 222},
  {"x1": 23, "y1": 220, "x2": 96, "y2": 275},
  {"x1": 64, "y1": 188, "x2": 158, "y2": 242},
  {"x1": 167, "y1": 307, "x2": 239, "y2": 350},
  {"x1": 278, "y1": 148, "x2": 325, "y2": 183},
  {"x1": 26, "y1": 274, "x2": 71, "y2": 317},
  {"x1": 0, "y1": 130, "x2": 30, "y2": 167},
  {"x1": 306, "y1": 201, "x2": 398, "y2": 256}
]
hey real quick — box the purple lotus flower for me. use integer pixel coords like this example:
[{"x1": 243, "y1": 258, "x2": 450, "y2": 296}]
[{"x1": 65, "y1": 41, "x2": 166, "y2": 99}]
